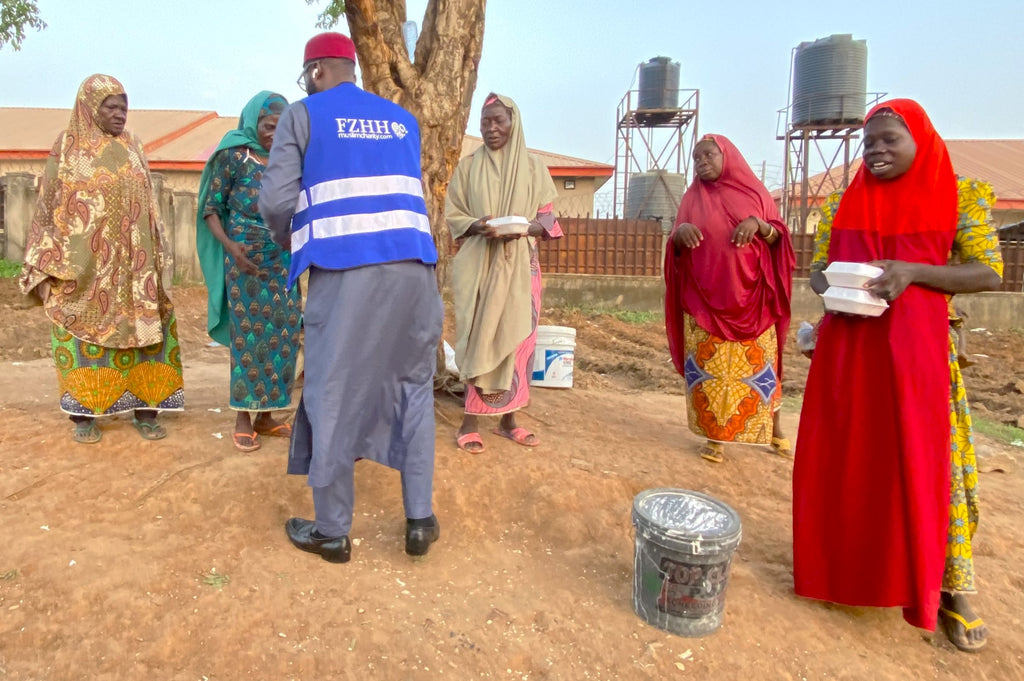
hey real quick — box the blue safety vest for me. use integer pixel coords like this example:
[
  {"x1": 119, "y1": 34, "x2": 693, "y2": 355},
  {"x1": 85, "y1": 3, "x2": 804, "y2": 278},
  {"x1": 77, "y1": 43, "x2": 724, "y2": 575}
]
[{"x1": 288, "y1": 83, "x2": 437, "y2": 286}]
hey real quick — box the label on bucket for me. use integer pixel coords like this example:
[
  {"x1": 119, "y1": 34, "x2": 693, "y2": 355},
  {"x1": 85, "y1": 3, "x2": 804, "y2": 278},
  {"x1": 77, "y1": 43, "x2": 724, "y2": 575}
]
[
  {"x1": 531, "y1": 349, "x2": 574, "y2": 384},
  {"x1": 656, "y1": 556, "x2": 732, "y2": 618}
]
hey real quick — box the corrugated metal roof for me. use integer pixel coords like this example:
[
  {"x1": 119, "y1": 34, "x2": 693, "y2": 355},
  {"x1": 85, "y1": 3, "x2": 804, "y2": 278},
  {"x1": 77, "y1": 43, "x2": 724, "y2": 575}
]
[
  {"x1": 0, "y1": 107, "x2": 216, "y2": 154},
  {"x1": 147, "y1": 116, "x2": 237, "y2": 162},
  {"x1": 946, "y1": 139, "x2": 1024, "y2": 201},
  {"x1": 461, "y1": 135, "x2": 613, "y2": 172},
  {"x1": 0, "y1": 108, "x2": 615, "y2": 184},
  {"x1": 777, "y1": 139, "x2": 1024, "y2": 203}
]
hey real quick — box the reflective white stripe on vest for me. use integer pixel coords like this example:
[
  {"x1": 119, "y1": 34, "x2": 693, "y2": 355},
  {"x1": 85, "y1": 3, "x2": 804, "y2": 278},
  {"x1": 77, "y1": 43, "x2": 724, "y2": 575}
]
[
  {"x1": 292, "y1": 224, "x2": 311, "y2": 252},
  {"x1": 313, "y1": 210, "x2": 430, "y2": 239},
  {"x1": 307, "y1": 174, "x2": 424, "y2": 207},
  {"x1": 292, "y1": 209, "x2": 431, "y2": 254}
]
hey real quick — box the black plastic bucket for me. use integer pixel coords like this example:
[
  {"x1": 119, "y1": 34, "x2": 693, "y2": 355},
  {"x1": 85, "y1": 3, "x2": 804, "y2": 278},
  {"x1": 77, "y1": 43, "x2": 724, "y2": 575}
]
[{"x1": 631, "y1": 488, "x2": 742, "y2": 637}]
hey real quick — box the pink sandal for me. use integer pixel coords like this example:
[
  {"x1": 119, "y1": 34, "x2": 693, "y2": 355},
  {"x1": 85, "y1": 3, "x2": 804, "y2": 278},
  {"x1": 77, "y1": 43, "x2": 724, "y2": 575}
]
[
  {"x1": 456, "y1": 432, "x2": 485, "y2": 454},
  {"x1": 492, "y1": 427, "x2": 539, "y2": 448}
]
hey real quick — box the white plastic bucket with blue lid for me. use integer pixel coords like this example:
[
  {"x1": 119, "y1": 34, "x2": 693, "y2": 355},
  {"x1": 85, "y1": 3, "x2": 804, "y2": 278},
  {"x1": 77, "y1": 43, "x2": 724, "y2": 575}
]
[
  {"x1": 631, "y1": 488, "x2": 742, "y2": 637},
  {"x1": 530, "y1": 325, "x2": 575, "y2": 388}
]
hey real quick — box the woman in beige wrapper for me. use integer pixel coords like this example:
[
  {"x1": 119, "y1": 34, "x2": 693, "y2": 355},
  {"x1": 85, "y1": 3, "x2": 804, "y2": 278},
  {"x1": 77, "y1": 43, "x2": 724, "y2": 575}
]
[{"x1": 446, "y1": 93, "x2": 562, "y2": 454}]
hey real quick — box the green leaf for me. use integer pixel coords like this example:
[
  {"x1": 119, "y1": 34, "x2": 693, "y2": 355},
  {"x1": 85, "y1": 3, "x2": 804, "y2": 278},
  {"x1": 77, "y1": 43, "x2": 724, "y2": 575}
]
[{"x1": 306, "y1": 0, "x2": 345, "y2": 29}]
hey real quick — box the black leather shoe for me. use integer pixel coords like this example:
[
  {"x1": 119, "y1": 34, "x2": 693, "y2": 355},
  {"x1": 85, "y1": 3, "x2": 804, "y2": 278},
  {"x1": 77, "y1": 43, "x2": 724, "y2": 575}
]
[
  {"x1": 405, "y1": 514, "x2": 440, "y2": 556},
  {"x1": 285, "y1": 517, "x2": 351, "y2": 563}
]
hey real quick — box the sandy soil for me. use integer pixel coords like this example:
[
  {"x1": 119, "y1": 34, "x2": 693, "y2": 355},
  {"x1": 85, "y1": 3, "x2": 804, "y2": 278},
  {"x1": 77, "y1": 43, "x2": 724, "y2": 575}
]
[{"x1": 1, "y1": 280, "x2": 1023, "y2": 681}]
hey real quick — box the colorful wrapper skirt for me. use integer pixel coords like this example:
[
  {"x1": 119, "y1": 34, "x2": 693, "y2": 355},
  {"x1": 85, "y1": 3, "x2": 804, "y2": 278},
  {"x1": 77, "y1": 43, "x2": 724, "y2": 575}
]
[
  {"x1": 944, "y1": 330, "x2": 978, "y2": 592},
  {"x1": 681, "y1": 313, "x2": 780, "y2": 445},
  {"x1": 51, "y1": 316, "x2": 185, "y2": 416}
]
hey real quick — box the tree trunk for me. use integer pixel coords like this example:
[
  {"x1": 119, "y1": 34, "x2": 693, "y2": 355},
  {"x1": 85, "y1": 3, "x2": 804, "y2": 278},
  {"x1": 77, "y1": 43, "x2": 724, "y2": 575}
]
[{"x1": 343, "y1": 0, "x2": 485, "y2": 386}]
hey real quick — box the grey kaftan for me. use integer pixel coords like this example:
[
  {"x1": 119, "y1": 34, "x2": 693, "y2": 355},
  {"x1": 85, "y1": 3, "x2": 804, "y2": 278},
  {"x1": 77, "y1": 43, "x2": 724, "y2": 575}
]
[{"x1": 287, "y1": 262, "x2": 442, "y2": 489}]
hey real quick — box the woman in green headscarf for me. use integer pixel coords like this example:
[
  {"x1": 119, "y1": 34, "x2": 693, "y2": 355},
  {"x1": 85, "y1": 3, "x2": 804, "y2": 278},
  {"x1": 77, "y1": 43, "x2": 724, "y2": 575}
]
[{"x1": 197, "y1": 91, "x2": 301, "y2": 452}]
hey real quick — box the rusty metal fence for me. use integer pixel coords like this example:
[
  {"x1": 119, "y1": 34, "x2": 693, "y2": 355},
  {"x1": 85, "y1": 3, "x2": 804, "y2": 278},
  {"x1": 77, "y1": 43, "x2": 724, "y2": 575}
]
[
  {"x1": 538, "y1": 217, "x2": 663, "y2": 276},
  {"x1": 532, "y1": 219, "x2": 1024, "y2": 292},
  {"x1": 791, "y1": 232, "x2": 817, "y2": 279},
  {"x1": 1001, "y1": 239, "x2": 1024, "y2": 292}
]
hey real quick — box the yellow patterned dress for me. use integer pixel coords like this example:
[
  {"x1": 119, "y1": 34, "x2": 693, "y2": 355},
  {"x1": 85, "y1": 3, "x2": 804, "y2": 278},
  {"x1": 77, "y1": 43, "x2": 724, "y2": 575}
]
[
  {"x1": 682, "y1": 314, "x2": 780, "y2": 444},
  {"x1": 811, "y1": 177, "x2": 1003, "y2": 593}
]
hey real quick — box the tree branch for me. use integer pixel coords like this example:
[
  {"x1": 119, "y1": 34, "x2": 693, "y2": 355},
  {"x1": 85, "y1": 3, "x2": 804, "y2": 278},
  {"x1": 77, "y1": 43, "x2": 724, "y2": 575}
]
[
  {"x1": 345, "y1": 0, "x2": 421, "y2": 100},
  {"x1": 0, "y1": 0, "x2": 47, "y2": 51}
]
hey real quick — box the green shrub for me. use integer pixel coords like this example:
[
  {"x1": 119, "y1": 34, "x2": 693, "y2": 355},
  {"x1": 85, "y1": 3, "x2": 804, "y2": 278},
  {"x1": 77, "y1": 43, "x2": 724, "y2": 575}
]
[{"x1": 0, "y1": 259, "x2": 21, "y2": 278}]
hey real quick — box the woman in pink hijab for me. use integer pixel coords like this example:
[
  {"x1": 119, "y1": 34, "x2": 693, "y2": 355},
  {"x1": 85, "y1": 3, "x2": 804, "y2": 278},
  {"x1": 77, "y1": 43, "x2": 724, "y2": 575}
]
[{"x1": 664, "y1": 134, "x2": 795, "y2": 463}]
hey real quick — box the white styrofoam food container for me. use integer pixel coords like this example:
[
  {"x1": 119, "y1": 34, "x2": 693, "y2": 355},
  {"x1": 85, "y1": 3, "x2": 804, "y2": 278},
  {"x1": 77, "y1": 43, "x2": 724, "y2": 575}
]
[
  {"x1": 824, "y1": 261, "x2": 885, "y2": 289},
  {"x1": 822, "y1": 286, "x2": 889, "y2": 317},
  {"x1": 488, "y1": 216, "x2": 530, "y2": 236}
]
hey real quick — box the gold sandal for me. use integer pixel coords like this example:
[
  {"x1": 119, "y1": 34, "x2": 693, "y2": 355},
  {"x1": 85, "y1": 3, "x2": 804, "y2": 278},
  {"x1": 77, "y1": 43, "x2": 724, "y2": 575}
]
[
  {"x1": 938, "y1": 607, "x2": 988, "y2": 653},
  {"x1": 771, "y1": 436, "x2": 793, "y2": 459},
  {"x1": 699, "y1": 441, "x2": 725, "y2": 463}
]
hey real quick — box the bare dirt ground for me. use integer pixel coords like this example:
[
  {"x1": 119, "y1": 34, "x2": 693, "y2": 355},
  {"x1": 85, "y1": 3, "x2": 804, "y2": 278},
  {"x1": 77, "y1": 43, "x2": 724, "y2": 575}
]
[{"x1": 1, "y1": 279, "x2": 1023, "y2": 681}]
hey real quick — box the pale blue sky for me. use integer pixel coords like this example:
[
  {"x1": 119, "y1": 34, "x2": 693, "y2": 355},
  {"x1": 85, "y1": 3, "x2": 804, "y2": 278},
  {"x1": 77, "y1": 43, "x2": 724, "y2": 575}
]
[{"x1": 3, "y1": 0, "x2": 1021, "y2": 193}]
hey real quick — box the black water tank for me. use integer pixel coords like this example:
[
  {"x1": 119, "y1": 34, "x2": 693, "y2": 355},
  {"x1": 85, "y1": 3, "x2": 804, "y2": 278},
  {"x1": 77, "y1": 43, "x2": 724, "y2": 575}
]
[
  {"x1": 792, "y1": 34, "x2": 867, "y2": 125},
  {"x1": 638, "y1": 57, "x2": 680, "y2": 110}
]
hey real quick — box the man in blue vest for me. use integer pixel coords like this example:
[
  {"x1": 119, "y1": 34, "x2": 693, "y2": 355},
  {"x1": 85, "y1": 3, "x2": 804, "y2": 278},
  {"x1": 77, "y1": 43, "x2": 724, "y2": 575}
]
[{"x1": 259, "y1": 32, "x2": 442, "y2": 563}]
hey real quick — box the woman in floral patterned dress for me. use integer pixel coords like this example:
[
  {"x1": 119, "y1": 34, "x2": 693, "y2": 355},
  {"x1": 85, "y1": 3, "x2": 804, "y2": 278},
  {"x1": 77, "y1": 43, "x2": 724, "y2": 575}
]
[{"x1": 20, "y1": 74, "x2": 184, "y2": 444}]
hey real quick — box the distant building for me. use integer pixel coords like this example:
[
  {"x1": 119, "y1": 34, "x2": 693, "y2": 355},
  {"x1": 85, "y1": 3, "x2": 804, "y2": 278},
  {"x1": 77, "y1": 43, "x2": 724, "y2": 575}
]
[
  {"x1": 999, "y1": 220, "x2": 1024, "y2": 242},
  {"x1": 459, "y1": 136, "x2": 613, "y2": 217}
]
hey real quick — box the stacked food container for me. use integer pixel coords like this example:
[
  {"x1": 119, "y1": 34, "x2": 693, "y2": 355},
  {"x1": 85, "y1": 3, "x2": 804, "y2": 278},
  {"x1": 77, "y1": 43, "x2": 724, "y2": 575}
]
[{"x1": 821, "y1": 262, "x2": 889, "y2": 317}]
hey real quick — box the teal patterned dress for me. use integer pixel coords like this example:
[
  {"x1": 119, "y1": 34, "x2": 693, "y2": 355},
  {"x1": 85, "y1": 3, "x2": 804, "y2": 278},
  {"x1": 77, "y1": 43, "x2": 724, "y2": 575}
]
[{"x1": 203, "y1": 147, "x2": 301, "y2": 411}]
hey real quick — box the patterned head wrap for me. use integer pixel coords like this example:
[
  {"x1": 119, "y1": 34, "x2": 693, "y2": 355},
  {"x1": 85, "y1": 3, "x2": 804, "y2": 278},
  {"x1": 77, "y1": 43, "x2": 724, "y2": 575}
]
[{"x1": 59, "y1": 74, "x2": 137, "y2": 184}]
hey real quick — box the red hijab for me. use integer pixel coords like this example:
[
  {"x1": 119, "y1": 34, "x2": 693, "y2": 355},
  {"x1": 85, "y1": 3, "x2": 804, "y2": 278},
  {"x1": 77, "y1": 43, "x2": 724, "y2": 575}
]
[
  {"x1": 664, "y1": 134, "x2": 795, "y2": 375},
  {"x1": 831, "y1": 99, "x2": 957, "y2": 255}
]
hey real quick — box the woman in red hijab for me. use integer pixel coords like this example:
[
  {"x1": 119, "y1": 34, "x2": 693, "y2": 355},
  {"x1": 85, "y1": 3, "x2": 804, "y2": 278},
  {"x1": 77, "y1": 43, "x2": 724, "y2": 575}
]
[
  {"x1": 793, "y1": 99, "x2": 1001, "y2": 649},
  {"x1": 665, "y1": 134, "x2": 796, "y2": 463}
]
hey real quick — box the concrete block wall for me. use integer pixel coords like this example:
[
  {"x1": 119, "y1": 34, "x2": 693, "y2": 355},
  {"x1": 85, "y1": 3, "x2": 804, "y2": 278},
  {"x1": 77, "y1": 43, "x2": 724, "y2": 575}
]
[{"x1": 1, "y1": 173, "x2": 38, "y2": 261}]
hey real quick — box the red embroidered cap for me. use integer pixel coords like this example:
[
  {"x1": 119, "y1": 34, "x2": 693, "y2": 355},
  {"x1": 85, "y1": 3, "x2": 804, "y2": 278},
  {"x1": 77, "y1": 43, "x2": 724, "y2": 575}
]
[{"x1": 304, "y1": 32, "x2": 356, "y2": 65}]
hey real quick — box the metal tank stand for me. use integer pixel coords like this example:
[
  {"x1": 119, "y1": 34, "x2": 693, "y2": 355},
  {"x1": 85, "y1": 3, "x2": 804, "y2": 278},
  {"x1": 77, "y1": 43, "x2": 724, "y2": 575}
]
[
  {"x1": 612, "y1": 87, "x2": 699, "y2": 222},
  {"x1": 776, "y1": 36, "x2": 884, "y2": 234}
]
